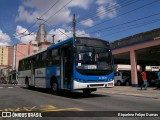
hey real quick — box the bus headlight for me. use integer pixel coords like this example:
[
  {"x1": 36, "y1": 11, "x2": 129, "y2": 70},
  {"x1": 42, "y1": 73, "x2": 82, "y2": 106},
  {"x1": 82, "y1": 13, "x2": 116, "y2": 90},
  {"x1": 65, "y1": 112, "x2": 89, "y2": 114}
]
[
  {"x1": 108, "y1": 79, "x2": 113, "y2": 82},
  {"x1": 110, "y1": 79, "x2": 113, "y2": 81},
  {"x1": 74, "y1": 79, "x2": 86, "y2": 83}
]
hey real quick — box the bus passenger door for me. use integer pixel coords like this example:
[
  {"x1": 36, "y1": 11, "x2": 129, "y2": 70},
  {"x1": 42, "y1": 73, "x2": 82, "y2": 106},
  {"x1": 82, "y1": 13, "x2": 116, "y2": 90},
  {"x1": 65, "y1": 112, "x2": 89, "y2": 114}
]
[{"x1": 61, "y1": 45, "x2": 72, "y2": 89}]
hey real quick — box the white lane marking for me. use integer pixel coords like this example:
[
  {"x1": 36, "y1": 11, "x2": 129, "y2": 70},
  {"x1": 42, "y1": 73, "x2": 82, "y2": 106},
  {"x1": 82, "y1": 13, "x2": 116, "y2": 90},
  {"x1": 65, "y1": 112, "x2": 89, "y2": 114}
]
[
  {"x1": 0, "y1": 87, "x2": 3, "y2": 88},
  {"x1": 8, "y1": 87, "x2": 13, "y2": 88}
]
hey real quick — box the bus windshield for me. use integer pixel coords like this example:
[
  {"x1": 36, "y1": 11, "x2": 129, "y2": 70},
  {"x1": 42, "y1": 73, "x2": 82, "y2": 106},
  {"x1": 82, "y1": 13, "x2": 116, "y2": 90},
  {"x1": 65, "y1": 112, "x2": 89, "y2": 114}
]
[{"x1": 76, "y1": 46, "x2": 113, "y2": 75}]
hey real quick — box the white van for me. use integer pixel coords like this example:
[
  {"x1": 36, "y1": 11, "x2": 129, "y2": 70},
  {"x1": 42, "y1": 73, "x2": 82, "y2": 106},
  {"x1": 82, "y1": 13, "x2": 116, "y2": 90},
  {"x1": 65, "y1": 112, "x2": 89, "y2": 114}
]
[{"x1": 114, "y1": 71, "x2": 130, "y2": 86}]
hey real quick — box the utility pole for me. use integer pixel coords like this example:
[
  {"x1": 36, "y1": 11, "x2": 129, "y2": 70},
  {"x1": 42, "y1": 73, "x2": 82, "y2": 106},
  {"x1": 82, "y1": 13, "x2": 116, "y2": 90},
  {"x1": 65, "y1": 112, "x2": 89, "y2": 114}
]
[
  {"x1": 12, "y1": 45, "x2": 16, "y2": 70},
  {"x1": 73, "y1": 14, "x2": 76, "y2": 38},
  {"x1": 12, "y1": 45, "x2": 16, "y2": 81},
  {"x1": 52, "y1": 35, "x2": 55, "y2": 44}
]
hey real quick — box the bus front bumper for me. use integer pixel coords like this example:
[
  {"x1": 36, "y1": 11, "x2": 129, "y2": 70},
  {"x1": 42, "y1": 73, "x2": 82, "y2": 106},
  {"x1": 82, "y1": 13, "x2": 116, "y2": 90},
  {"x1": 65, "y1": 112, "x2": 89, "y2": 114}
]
[{"x1": 73, "y1": 80, "x2": 114, "y2": 90}]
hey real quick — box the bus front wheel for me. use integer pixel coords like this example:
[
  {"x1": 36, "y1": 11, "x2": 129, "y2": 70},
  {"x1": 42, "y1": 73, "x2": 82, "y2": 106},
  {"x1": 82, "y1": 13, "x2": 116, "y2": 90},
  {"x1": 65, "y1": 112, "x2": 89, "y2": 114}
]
[
  {"x1": 83, "y1": 89, "x2": 96, "y2": 95},
  {"x1": 83, "y1": 90, "x2": 91, "y2": 95}
]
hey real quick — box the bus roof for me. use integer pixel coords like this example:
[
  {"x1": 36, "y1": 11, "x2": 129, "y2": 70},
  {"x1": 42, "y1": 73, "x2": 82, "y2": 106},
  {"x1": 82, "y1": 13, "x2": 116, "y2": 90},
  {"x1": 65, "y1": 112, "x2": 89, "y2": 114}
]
[
  {"x1": 19, "y1": 48, "x2": 47, "y2": 61},
  {"x1": 47, "y1": 37, "x2": 73, "y2": 50},
  {"x1": 19, "y1": 37, "x2": 73, "y2": 61},
  {"x1": 47, "y1": 37, "x2": 109, "y2": 50},
  {"x1": 19, "y1": 37, "x2": 108, "y2": 61}
]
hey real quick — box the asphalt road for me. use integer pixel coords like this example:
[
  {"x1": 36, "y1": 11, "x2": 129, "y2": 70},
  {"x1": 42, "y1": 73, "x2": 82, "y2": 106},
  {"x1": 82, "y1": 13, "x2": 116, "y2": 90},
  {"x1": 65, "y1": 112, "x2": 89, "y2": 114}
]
[{"x1": 0, "y1": 84, "x2": 160, "y2": 120}]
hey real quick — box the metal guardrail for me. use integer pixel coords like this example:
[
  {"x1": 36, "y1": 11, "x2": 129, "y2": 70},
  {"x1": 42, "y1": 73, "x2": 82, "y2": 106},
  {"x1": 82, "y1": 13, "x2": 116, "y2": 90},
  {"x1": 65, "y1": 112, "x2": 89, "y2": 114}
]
[{"x1": 111, "y1": 28, "x2": 160, "y2": 49}]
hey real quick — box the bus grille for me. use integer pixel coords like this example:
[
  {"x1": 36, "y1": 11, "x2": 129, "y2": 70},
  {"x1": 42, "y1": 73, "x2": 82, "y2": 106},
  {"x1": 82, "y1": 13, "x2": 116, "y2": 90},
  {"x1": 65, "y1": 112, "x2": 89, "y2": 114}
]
[
  {"x1": 90, "y1": 84, "x2": 104, "y2": 87},
  {"x1": 88, "y1": 80, "x2": 105, "y2": 82}
]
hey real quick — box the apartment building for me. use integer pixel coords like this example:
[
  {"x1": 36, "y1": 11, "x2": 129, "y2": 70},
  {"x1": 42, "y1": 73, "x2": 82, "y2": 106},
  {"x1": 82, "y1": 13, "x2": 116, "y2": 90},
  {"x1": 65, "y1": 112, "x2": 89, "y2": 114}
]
[{"x1": 0, "y1": 46, "x2": 8, "y2": 66}]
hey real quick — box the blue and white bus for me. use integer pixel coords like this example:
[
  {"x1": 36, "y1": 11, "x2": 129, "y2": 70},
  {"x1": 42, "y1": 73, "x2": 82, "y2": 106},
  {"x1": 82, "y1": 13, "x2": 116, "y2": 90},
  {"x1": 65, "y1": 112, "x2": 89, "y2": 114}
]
[{"x1": 18, "y1": 37, "x2": 114, "y2": 94}]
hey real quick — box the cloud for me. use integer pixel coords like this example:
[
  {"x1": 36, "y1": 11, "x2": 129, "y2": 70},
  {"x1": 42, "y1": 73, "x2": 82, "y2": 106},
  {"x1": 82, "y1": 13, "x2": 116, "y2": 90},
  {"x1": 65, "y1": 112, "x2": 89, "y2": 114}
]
[
  {"x1": 14, "y1": 25, "x2": 36, "y2": 44},
  {"x1": 68, "y1": 0, "x2": 92, "y2": 9},
  {"x1": 96, "y1": 0, "x2": 117, "y2": 5},
  {"x1": 47, "y1": 28, "x2": 90, "y2": 43},
  {"x1": 16, "y1": 0, "x2": 92, "y2": 25},
  {"x1": 0, "y1": 29, "x2": 11, "y2": 46},
  {"x1": 96, "y1": 0, "x2": 118, "y2": 19},
  {"x1": 0, "y1": 42, "x2": 10, "y2": 46},
  {"x1": 97, "y1": 6, "x2": 107, "y2": 19},
  {"x1": 16, "y1": 6, "x2": 39, "y2": 23},
  {"x1": 76, "y1": 30, "x2": 90, "y2": 37},
  {"x1": 96, "y1": 0, "x2": 107, "y2": 5},
  {"x1": 47, "y1": 28, "x2": 72, "y2": 43},
  {"x1": 80, "y1": 19, "x2": 94, "y2": 27},
  {"x1": 14, "y1": 25, "x2": 90, "y2": 45}
]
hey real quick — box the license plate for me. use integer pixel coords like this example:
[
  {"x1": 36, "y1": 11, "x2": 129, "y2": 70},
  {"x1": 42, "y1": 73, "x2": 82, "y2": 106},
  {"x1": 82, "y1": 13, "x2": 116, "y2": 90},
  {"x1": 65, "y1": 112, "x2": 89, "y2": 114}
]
[{"x1": 108, "y1": 83, "x2": 113, "y2": 87}]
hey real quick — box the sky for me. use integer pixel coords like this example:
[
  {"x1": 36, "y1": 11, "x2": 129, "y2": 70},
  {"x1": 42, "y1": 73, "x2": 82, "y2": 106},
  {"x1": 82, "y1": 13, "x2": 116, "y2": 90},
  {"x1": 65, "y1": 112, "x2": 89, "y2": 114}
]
[{"x1": 0, "y1": 0, "x2": 160, "y2": 46}]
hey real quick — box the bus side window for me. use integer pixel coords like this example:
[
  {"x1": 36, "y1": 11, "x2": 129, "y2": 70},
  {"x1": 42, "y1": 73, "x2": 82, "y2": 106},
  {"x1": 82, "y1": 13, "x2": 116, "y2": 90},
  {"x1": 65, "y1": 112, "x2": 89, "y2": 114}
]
[
  {"x1": 42, "y1": 52, "x2": 48, "y2": 66},
  {"x1": 24, "y1": 59, "x2": 30, "y2": 70},
  {"x1": 47, "y1": 50, "x2": 52, "y2": 66},
  {"x1": 35, "y1": 54, "x2": 41, "y2": 68},
  {"x1": 18, "y1": 61, "x2": 22, "y2": 71},
  {"x1": 28, "y1": 59, "x2": 31, "y2": 69},
  {"x1": 51, "y1": 48, "x2": 60, "y2": 65}
]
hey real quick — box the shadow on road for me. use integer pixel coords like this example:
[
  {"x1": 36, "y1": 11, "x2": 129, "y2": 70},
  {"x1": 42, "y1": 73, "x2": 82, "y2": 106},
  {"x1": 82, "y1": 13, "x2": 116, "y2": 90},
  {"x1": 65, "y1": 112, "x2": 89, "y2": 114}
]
[
  {"x1": 152, "y1": 88, "x2": 160, "y2": 90},
  {"x1": 21, "y1": 87, "x2": 110, "y2": 99}
]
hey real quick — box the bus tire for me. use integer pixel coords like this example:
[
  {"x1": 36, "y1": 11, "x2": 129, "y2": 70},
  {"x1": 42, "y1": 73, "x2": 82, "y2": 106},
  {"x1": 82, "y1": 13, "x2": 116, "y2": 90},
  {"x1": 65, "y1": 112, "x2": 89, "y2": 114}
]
[
  {"x1": 51, "y1": 78, "x2": 58, "y2": 95},
  {"x1": 83, "y1": 89, "x2": 96, "y2": 95}
]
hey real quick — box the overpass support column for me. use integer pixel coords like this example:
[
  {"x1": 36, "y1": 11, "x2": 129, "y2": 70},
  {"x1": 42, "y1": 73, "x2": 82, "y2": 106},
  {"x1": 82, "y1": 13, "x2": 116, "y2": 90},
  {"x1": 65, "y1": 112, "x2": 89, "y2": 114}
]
[{"x1": 130, "y1": 50, "x2": 138, "y2": 87}]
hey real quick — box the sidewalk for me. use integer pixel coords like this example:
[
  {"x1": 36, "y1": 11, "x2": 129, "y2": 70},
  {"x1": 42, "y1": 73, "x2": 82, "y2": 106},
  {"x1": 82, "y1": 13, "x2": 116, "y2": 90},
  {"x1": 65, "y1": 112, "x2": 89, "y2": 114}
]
[{"x1": 98, "y1": 86, "x2": 160, "y2": 99}]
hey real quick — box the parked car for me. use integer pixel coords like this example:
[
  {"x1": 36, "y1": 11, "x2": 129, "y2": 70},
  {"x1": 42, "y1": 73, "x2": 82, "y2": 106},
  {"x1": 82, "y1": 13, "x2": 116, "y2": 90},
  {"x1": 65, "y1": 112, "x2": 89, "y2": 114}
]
[{"x1": 114, "y1": 71, "x2": 131, "y2": 86}]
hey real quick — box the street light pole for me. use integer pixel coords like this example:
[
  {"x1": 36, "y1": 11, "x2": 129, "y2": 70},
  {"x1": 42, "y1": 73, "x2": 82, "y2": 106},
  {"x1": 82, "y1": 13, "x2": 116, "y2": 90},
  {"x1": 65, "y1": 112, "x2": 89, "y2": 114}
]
[{"x1": 73, "y1": 14, "x2": 76, "y2": 38}]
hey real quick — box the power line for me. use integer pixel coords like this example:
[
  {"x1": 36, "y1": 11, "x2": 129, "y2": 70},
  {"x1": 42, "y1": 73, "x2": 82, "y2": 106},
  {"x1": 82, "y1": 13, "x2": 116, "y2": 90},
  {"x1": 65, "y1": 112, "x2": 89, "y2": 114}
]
[
  {"x1": 44, "y1": 0, "x2": 73, "y2": 24},
  {"x1": 78, "y1": 0, "x2": 126, "y2": 21},
  {"x1": 67, "y1": 0, "x2": 158, "y2": 37},
  {"x1": 83, "y1": 0, "x2": 160, "y2": 31},
  {"x1": 19, "y1": 20, "x2": 70, "y2": 39},
  {"x1": 101, "y1": 18, "x2": 160, "y2": 38},
  {"x1": 17, "y1": 0, "x2": 160, "y2": 43},
  {"x1": 66, "y1": 0, "x2": 140, "y2": 31},
  {"x1": 39, "y1": 0, "x2": 60, "y2": 19},
  {"x1": 35, "y1": 18, "x2": 70, "y2": 38},
  {"x1": 24, "y1": 0, "x2": 73, "y2": 38},
  {"x1": 77, "y1": 0, "x2": 140, "y2": 26},
  {"x1": 16, "y1": 0, "x2": 60, "y2": 36},
  {"x1": 18, "y1": 0, "x2": 141, "y2": 39},
  {"x1": 42, "y1": 0, "x2": 139, "y2": 39},
  {"x1": 78, "y1": 12, "x2": 160, "y2": 36}
]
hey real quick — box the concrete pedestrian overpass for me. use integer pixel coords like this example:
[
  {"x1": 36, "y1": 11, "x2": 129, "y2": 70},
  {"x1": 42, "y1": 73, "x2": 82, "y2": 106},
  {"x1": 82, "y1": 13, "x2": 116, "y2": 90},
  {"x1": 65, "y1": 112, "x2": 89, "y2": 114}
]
[{"x1": 111, "y1": 28, "x2": 160, "y2": 87}]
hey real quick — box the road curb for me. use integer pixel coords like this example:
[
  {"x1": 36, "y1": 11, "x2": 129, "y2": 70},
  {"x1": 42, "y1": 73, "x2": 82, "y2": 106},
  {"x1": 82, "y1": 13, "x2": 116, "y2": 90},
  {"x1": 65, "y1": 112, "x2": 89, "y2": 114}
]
[{"x1": 97, "y1": 87, "x2": 160, "y2": 99}]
